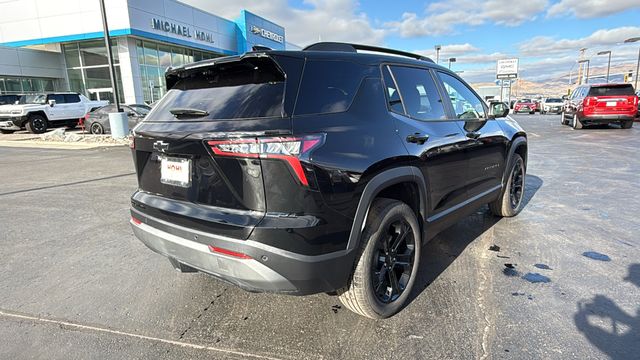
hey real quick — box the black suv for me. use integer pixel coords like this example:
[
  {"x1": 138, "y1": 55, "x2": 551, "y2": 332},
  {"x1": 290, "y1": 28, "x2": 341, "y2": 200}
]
[{"x1": 130, "y1": 43, "x2": 527, "y2": 319}]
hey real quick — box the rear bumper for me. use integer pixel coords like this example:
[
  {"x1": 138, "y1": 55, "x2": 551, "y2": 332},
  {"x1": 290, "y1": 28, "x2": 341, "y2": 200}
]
[
  {"x1": 580, "y1": 114, "x2": 635, "y2": 123},
  {"x1": 130, "y1": 208, "x2": 355, "y2": 295}
]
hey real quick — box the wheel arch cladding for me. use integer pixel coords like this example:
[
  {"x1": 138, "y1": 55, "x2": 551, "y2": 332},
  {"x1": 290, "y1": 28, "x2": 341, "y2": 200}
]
[
  {"x1": 346, "y1": 166, "x2": 427, "y2": 252},
  {"x1": 502, "y1": 135, "x2": 528, "y2": 186}
]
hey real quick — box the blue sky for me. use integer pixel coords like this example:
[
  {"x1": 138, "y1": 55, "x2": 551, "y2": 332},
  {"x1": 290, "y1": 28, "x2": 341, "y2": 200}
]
[{"x1": 185, "y1": 0, "x2": 640, "y2": 83}]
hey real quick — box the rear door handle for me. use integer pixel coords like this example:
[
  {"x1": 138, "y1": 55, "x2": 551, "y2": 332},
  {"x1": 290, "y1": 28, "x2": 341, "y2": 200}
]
[
  {"x1": 466, "y1": 131, "x2": 481, "y2": 139},
  {"x1": 406, "y1": 133, "x2": 429, "y2": 144}
]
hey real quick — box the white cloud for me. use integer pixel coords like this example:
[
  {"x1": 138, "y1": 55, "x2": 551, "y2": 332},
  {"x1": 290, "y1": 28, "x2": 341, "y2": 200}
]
[
  {"x1": 547, "y1": 0, "x2": 640, "y2": 18},
  {"x1": 179, "y1": 0, "x2": 386, "y2": 46},
  {"x1": 386, "y1": 0, "x2": 548, "y2": 37},
  {"x1": 519, "y1": 26, "x2": 640, "y2": 56}
]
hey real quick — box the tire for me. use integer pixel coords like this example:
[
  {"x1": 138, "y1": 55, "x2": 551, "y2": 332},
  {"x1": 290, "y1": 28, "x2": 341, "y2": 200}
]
[
  {"x1": 621, "y1": 120, "x2": 633, "y2": 129},
  {"x1": 338, "y1": 198, "x2": 421, "y2": 319},
  {"x1": 529, "y1": 111, "x2": 534, "y2": 115},
  {"x1": 561, "y1": 112, "x2": 569, "y2": 125},
  {"x1": 572, "y1": 114, "x2": 583, "y2": 130},
  {"x1": 25, "y1": 114, "x2": 48, "y2": 134},
  {"x1": 0, "y1": 129, "x2": 16, "y2": 134},
  {"x1": 90, "y1": 122, "x2": 105, "y2": 135},
  {"x1": 490, "y1": 154, "x2": 526, "y2": 217}
]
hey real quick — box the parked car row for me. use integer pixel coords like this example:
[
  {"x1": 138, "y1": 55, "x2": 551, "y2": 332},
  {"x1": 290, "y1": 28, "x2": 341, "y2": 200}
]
[
  {"x1": 0, "y1": 92, "x2": 151, "y2": 134},
  {"x1": 0, "y1": 92, "x2": 107, "y2": 134}
]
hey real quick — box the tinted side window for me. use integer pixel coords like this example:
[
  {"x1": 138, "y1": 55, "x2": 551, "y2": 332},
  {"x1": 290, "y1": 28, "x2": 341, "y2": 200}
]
[
  {"x1": 438, "y1": 72, "x2": 486, "y2": 119},
  {"x1": 100, "y1": 105, "x2": 115, "y2": 113},
  {"x1": 64, "y1": 94, "x2": 81, "y2": 103},
  {"x1": 388, "y1": 66, "x2": 446, "y2": 121},
  {"x1": 294, "y1": 60, "x2": 364, "y2": 115},
  {"x1": 48, "y1": 94, "x2": 66, "y2": 104},
  {"x1": 382, "y1": 66, "x2": 404, "y2": 113}
]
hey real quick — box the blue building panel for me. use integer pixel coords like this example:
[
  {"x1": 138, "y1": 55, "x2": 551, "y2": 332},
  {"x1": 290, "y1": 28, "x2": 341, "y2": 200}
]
[{"x1": 235, "y1": 10, "x2": 286, "y2": 53}]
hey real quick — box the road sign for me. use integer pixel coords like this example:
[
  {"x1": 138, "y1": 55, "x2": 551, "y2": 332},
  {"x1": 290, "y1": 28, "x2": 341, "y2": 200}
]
[{"x1": 497, "y1": 58, "x2": 518, "y2": 79}]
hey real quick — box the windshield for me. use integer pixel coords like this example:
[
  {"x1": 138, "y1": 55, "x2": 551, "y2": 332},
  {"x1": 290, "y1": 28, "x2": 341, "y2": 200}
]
[
  {"x1": 546, "y1": 98, "x2": 562, "y2": 103},
  {"x1": 18, "y1": 94, "x2": 47, "y2": 104}
]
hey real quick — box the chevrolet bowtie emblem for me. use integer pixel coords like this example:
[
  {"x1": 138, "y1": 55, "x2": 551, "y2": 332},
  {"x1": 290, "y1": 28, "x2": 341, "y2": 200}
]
[{"x1": 153, "y1": 140, "x2": 169, "y2": 153}]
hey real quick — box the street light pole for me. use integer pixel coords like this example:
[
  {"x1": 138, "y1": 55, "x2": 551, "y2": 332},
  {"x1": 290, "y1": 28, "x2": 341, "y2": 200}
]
[
  {"x1": 624, "y1": 37, "x2": 640, "y2": 90},
  {"x1": 597, "y1": 50, "x2": 611, "y2": 83},
  {"x1": 98, "y1": 0, "x2": 121, "y2": 112},
  {"x1": 434, "y1": 45, "x2": 441, "y2": 65},
  {"x1": 448, "y1": 57, "x2": 456, "y2": 70},
  {"x1": 579, "y1": 59, "x2": 590, "y2": 84}
]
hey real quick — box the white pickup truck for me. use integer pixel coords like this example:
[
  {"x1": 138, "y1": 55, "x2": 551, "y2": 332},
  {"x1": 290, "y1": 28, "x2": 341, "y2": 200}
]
[{"x1": 0, "y1": 93, "x2": 108, "y2": 134}]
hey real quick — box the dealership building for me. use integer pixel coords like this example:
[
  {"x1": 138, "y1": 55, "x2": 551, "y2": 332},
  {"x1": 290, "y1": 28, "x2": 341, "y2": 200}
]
[{"x1": 0, "y1": 0, "x2": 290, "y2": 104}]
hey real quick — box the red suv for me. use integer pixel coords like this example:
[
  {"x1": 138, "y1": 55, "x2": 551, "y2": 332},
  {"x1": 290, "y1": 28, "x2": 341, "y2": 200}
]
[
  {"x1": 513, "y1": 99, "x2": 538, "y2": 114},
  {"x1": 562, "y1": 83, "x2": 637, "y2": 129}
]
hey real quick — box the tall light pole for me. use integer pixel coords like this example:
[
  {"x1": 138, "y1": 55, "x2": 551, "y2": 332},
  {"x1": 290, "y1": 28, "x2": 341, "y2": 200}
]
[
  {"x1": 578, "y1": 59, "x2": 590, "y2": 84},
  {"x1": 448, "y1": 57, "x2": 456, "y2": 70},
  {"x1": 577, "y1": 47, "x2": 587, "y2": 85},
  {"x1": 597, "y1": 50, "x2": 612, "y2": 83},
  {"x1": 434, "y1": 45, "x2": 441, "y2": 64},
  {"x1": 624, "y1": 37, "x2": 640, "y2": 90},
  {"x1": 98, "y1": 0, "x2": 121, "y2": 112}
]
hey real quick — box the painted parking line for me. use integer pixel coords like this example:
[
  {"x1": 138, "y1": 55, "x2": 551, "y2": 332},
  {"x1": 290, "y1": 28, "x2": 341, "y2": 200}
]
[{"x1": 0, "y1": 309, "x2": 283, "y2": 360}]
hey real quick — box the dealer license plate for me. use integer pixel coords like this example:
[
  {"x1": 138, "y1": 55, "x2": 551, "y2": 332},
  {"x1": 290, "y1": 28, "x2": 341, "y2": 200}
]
[
  {"x1": 160, "y1": 157, "x2": 191, "y2": 187},
  {"x1": 606, "y1": 101, "x2": 616, "y2": 107}
]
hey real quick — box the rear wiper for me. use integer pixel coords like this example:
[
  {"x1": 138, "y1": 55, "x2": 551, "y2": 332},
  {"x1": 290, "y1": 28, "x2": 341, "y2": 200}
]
[{"x1": 169, "y1": 108, "x2": 209, "y2": 118}]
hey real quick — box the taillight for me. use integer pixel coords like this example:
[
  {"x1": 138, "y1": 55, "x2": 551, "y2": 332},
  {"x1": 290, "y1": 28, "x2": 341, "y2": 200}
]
[
  {"x1": 129, "y1": 135, "x2": 135, "y2": 149},
  {"x1": 632, "y1": 96, "x2": 639, "y2": 106},
  {"x1": 131, "y1": 216, "x2": 142, "y2": 225},
  {"x1": 584, "y1": 97, "x2": 597, "y2": 107},
  {"x1": 207, "y1": 134, "x2": 325, "y2": 186}
]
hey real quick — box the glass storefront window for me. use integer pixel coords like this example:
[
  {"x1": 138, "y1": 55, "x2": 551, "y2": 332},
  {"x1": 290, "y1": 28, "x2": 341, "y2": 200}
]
[
  {"x1": 158, "y1": 44, "x2": 171, "y2": 68},
  {"x1": 143, "y1": 42, "x2": 159, "y2": 66},
  {"x1": 21, "y1": 79, "x2": 33, "y2": 92},
  {"x1": 136, "y1": 40, "x2": 145, "y2": 66},
  {"x1": 63, "y1": 43, "x2": 81, "y2": 68},
  {"x1": 84, "y1": 66, "x2": 114, "y2": 89},
  {"x1": 171, "y1": 47, "x2": 184, "y2": 67},
  {"x1": 67, "y1": 68, "x2": 85, "y2": 94},
  {"x1": 78, "y1": 39, "x2": 118, "y2": 67},
  {"x1": 5, "y1": 78, "x2": 21, "y2": 93}
]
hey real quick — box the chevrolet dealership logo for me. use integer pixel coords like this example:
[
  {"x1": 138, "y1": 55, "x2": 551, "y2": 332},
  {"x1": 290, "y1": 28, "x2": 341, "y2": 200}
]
[{"x1": 250, "y1": 25, "x2": 284, "y2": 44}]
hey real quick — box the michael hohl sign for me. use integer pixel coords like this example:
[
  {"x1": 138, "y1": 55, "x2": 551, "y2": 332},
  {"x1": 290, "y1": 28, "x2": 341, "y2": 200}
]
[
  {"x1": 250, "y1": 25, "x2": 284, "y2": 44},
  {"x1": 151, "y1": 18, "x2": 214, "y2": 44}
]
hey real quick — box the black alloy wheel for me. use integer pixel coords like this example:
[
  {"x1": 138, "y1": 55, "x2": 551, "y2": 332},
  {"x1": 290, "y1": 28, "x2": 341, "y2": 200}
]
[
  {"x1": 372, "y1": 219, "x2": 415, "y2": 303},
  {"x1": 509, "y1": 158, "x2": 525, "y2": 210}
]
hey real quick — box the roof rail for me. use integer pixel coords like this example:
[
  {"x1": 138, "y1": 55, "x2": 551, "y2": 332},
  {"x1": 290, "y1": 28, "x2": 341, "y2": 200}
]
[{"x1": 302, "y1": 42, "x2": 434, "y2": 63}]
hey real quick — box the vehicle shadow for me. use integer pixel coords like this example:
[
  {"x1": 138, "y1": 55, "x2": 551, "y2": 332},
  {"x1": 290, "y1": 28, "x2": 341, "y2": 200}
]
[
  {"x1": 574, "y1": 264, "x2": 640, "y2": 359},
  {"x1": 405, "y1": 174, "x2": 543, "y2": 306}
]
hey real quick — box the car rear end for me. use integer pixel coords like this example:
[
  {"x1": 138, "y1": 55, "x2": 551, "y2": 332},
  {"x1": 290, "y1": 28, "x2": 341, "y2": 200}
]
[
  {"x1": 129, "y1": 52, "x2": 356, "y2": 295},
  {"x1": 578, "y1": 84, "x2": 638, "y2": 125},
  {"x1": 514, "y1": 100, "x2": 535, "y2": 113}
]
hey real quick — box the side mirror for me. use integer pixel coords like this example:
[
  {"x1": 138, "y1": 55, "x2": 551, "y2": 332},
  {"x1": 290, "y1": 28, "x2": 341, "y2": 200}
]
[
  {"x1": 562, "y1": 95, "x2": 569, "y2": 100},
  {"x1": 127, "y1": 112, "x2": 136, "y2": 117},
  {"x1": 488, "y1": 102, "x2": 509, "y2": 119},
  {"x1": 48, "y1": 99, "x2": 56, "y2": 107}
]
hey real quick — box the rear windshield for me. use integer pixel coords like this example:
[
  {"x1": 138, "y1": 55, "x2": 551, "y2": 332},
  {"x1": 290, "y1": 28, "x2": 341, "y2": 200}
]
[
  {"x1": 588, "y1": 85, "x2": 635, "y2": 96},
  {"x1": 546, "y1": 98, "x2": 562, "y2": 103},
  {"x1": 518, "y1": 99, "x2": 531, "y2": 103},
  {"x1": 147, "y1": 57, "x2": 285, "y2": 121}
]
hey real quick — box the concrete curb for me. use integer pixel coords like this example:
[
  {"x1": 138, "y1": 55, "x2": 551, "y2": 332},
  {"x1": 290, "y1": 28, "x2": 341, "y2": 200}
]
[{"x1": 0, "y1": 140, "x2": 127, "y2": 150}]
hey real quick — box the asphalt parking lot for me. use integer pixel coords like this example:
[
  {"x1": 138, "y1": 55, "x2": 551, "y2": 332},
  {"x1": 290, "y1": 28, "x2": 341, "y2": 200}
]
[{"x1": 0, "y1": 114, "x2": 638, "y2": 359}]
